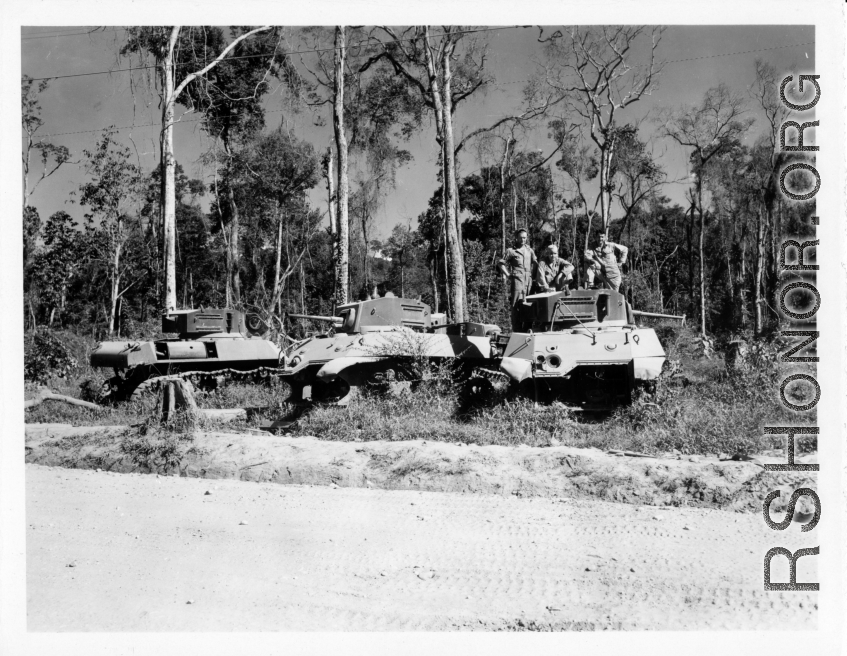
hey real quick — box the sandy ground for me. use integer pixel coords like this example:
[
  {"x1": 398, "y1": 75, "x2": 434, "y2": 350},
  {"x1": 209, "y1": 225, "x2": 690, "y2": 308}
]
[{"x1": 27, "y1": 464, "x2": 817, "y2": 631}]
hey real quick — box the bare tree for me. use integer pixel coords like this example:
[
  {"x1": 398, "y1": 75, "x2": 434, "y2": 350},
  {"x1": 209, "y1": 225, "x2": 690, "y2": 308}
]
[
  {"x1": 297, "y1": 26, "x2": 420, "y2": 306},
  {"x1": 748, "y1": 59, "x2": 792, "y2": 335},
  {"x1": 21, "y1": 76, "x2": 71, "y2": 210},
  {"x1": 555, "y1": 127, "x2": 600, "y2": 257},
  {"x1": 454, "y1": 79, "x2": 569, "y2": 254},
  {"x1": 658, "y1": 84, "x2": 754, "y2": 335},
  {"x1": 331, "y1": 27, "x2": 351, "y2": 306},
  {"x1": 367, "y1": 26, "x2": 491, "y2": 322},
  {"x1": 539, "y1": 26, "x2": 664, "y2": 236}
]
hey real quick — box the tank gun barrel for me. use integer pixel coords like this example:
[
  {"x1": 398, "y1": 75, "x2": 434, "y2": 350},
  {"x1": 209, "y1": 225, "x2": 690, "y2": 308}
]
[
  {"x1": 632, "y1": 310, "x2": 686, "y2": 322},
  {"x1": 287, "y1": 313, "x2": 342, "y2": 324}
]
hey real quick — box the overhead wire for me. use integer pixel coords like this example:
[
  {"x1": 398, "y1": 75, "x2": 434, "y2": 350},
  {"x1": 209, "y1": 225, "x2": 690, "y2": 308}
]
[
  {"x1": 24, "y1": 26, "x2": 524, "y2": 82},
  {"x1": 22, "y1": 27, "x2": 127, "y2": 41},
  {"x1": 30, "y1": 38, "x2": 815, "y2": 141}
]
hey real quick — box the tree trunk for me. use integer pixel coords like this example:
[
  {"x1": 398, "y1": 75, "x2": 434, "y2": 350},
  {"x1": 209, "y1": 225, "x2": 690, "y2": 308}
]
[
  {"x1": 429, "y1": 253, "x2": 439, "y2": 313},
  {"x1": 300, "y1": 260, "x2": 306, "y2": 314},
  {"x1": 440, "y1": 48, "x2": 466, "y2": 323},
  {"x1": 226, "y1": 183, "x2": 241, "y2": 306},
  {"x1": 160, "y1": 33, "x2": 178, "y2": 313},
  {"x1": 697, "y1": 182, "x2": 706, "y2": 336},
  {"x1": 23, "y1": 147, "x2": 30, "y2": 211},
  {"x1": 333, "y1": 27, "x2": 350, "y2": 306},
  {"x1": 725, "y1": 234, "x2": 735, "y2": 327},
  {"x1": 549, "y1": 186, "x2": 559, "y2": 247},
  {"x1": 158, "y1": 25, "x2": 272, "y2": 313},
  {"x1": 325, "y1": 145, "x2": 338, "y2": 309},
  {"x1": 422, "y1": 28, "x2": 464, "y2": 322},
  {"x1": 271, "y1": 215, "x2": 283, "y2": 315},
  {"x1": 511, "y1": 180, "x2": 518, "y2": 231},
  {"x1": 400, "y1": 254, "x2": 405, "y2": 298},
  {"x1": 738, "y1": 228, "x2": 748, "y2": 330},
  {"x1": 361, "y1": 205, "x2": 370, "y2": 292},
  {"x1": 754, "y1": 206, "x2": 766, "y2": 336},
  {"x1": 571, "y1": 203, "x2": 579, "y2": 286},
  {"x1": 498, "y1": 139, "x2": 511, "y2": 255},
  {"x1": 109, "y1": 274, "x2": 118, "y2": 336},
  {"x1": 598, "y1": 146, "x2": 610, "y2": 235},
  {"x1": 686, "y1": 201, "x2": 694, "y2": 320}
]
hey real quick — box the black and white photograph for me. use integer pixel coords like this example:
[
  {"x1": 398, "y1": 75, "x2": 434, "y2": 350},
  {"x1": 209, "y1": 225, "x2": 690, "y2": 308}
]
[{"x1": 2, "y1": 1, "x2": 845, "y2": 653}]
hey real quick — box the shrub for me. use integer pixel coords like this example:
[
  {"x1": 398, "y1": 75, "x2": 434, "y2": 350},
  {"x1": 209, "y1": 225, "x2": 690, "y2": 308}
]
[{"x1": 24, "y1": 329, "x2": 79, "y2": 384}]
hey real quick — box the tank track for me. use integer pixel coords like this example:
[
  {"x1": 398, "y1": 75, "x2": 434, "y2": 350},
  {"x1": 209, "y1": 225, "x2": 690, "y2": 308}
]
[
  {"x1": 474, "y1": 366, "x2": 510, "y2": 384},
  {"x1": 126, "y1": 366, "x2": 283, "y2": 401}
]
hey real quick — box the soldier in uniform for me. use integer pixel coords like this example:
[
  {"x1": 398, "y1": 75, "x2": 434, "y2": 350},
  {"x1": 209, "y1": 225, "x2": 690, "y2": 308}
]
[
  {"x1": 497, "y1": 228, "x2": 537, "y2": 331},
  {"x1": 584, "y1": 233, "x2": 628, "y2": 292},
  {"x1": 536, "y1": 244, "x2": 574, "y2": 293}
]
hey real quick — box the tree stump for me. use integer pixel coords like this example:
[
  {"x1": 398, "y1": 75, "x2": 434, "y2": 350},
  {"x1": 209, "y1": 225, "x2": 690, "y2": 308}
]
[{"x1": 161, "y1": 379, "x2": 198, "y2": 424}]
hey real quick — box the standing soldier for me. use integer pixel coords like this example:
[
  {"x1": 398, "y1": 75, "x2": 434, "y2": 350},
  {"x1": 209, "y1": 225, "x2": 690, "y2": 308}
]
[
  {"x1": 497, "y1": 228, "x2": 537, "y2": 331},
  {"x1": 584, "y1": 233, "x2": 628, "y2": 292},
  {"x1": 536, "y1": 244, "x2": 574, "y2": 293}
]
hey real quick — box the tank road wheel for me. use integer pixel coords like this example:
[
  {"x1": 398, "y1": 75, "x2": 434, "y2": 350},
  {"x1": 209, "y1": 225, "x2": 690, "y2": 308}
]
[
  {"x1": 311, "y1": 378, "x2": 353, "y2": 405},
  {"x1": 460, "y1": 376, "x2": 495, "y2": 407},
  {"x1": 252, "y1": 369, "x2": 271, "y2": 384}
]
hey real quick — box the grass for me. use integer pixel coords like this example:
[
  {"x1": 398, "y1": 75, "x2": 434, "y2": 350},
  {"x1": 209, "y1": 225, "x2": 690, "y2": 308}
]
[{"x1": 24, "y1": 324, "x2": 815, "y2": 457}]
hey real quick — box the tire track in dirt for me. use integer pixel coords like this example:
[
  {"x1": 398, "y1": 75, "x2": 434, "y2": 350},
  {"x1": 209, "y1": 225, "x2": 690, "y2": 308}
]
[{"x1": 26, "y1": 465, "x2": 817, "y2": 631}]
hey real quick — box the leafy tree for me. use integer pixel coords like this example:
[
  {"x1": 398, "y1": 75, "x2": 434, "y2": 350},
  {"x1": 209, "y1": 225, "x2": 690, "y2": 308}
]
[
  {"x1": 78, "y1": 130, "x2": 144, "y2": 336},
  {"x1": 30, "y1": 212, "x2": 84, "y2": 327},
  {"x1": 383, "y1": 224, "x2": 420, "y2": 298},
  {"x1": 121, "y1": 25, "x2": 276, "y2": 311},
  {"x1": 236, "y1": 129, "x2": 321, "y2": 316},
  {"x1": 609, "y1": 124, "x2": 665, "y2": 241},
  {"x1": 298, "y1": 27, "x2": 422, "y2": 306}
]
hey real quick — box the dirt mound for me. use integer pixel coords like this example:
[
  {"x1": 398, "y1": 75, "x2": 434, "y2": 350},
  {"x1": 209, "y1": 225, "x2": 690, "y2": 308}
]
[{"x1": 24, "y1": 423, "x2": 815, "y2": 512}]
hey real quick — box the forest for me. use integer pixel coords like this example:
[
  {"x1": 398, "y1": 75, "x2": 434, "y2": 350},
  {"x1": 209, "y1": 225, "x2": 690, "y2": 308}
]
[{"x1": 22, "y1": 26, "x2": 817, "y2": 355}]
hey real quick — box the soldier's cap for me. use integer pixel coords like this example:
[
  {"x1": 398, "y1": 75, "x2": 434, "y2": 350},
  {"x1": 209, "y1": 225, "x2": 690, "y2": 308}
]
[{"x1": 514, "y1": 228, "x2": 527, "y2": 236}]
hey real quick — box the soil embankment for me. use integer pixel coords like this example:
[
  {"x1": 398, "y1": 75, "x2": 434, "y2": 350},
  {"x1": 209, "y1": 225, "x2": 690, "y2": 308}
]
[{"x1": 25, "y1": 423, "x2": 816, "y2": 514}]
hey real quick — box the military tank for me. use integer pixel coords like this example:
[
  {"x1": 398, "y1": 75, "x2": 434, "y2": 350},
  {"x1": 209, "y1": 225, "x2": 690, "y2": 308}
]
[
  {"x1": 496, "y1": 289, "x2": 667, "y2": 409},
  {"x1": 90, "y1": 308, "x2": 282, "y2": 402},
  {"x1": 279, "y1": 296, "x2": 501, "y2": 404}
]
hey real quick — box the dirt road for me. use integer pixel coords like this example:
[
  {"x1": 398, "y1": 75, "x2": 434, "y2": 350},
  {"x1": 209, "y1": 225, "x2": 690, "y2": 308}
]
[{"x1": 27, "y1": 464, "x2": 817, "y2": 631}]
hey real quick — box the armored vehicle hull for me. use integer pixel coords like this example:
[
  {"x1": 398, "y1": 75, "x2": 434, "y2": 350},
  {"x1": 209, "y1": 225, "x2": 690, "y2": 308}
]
[
  {"x1": 496, "y1": 289, "x2": 666, "y2": 409},
  {"x1": 90, "y1": 309, "x2": 282, "y2": 402},
  {"x1": 280, "y1": 297, "x2": 501, "y2": 404}
]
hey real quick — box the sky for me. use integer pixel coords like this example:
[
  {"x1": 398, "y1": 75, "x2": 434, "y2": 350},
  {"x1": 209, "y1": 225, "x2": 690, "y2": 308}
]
[{"x1": 21, "y1": 24, "x2": 815, "y2": 241}]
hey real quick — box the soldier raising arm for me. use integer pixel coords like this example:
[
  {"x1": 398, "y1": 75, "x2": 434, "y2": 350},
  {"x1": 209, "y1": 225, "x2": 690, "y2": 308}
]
[{"x1": 584, "y1": 233, "x2": 628, "y2": 292}]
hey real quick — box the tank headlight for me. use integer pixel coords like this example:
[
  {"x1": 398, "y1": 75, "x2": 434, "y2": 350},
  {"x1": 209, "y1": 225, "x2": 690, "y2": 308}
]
[
  {"x1": 536, "y1": 354, "x2": 546, "y2": 366},
  {"x1": 290, "y1": 356, "x2": 302, "y2": 368},
  {"x1": 548, "y1": 355, "x2": 561, "y2": 368}
]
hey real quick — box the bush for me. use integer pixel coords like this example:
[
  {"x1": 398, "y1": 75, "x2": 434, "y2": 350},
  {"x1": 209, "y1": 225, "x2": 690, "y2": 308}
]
[{"x1": 24, "y1": 329, "x2": 79, "y2": 384}]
